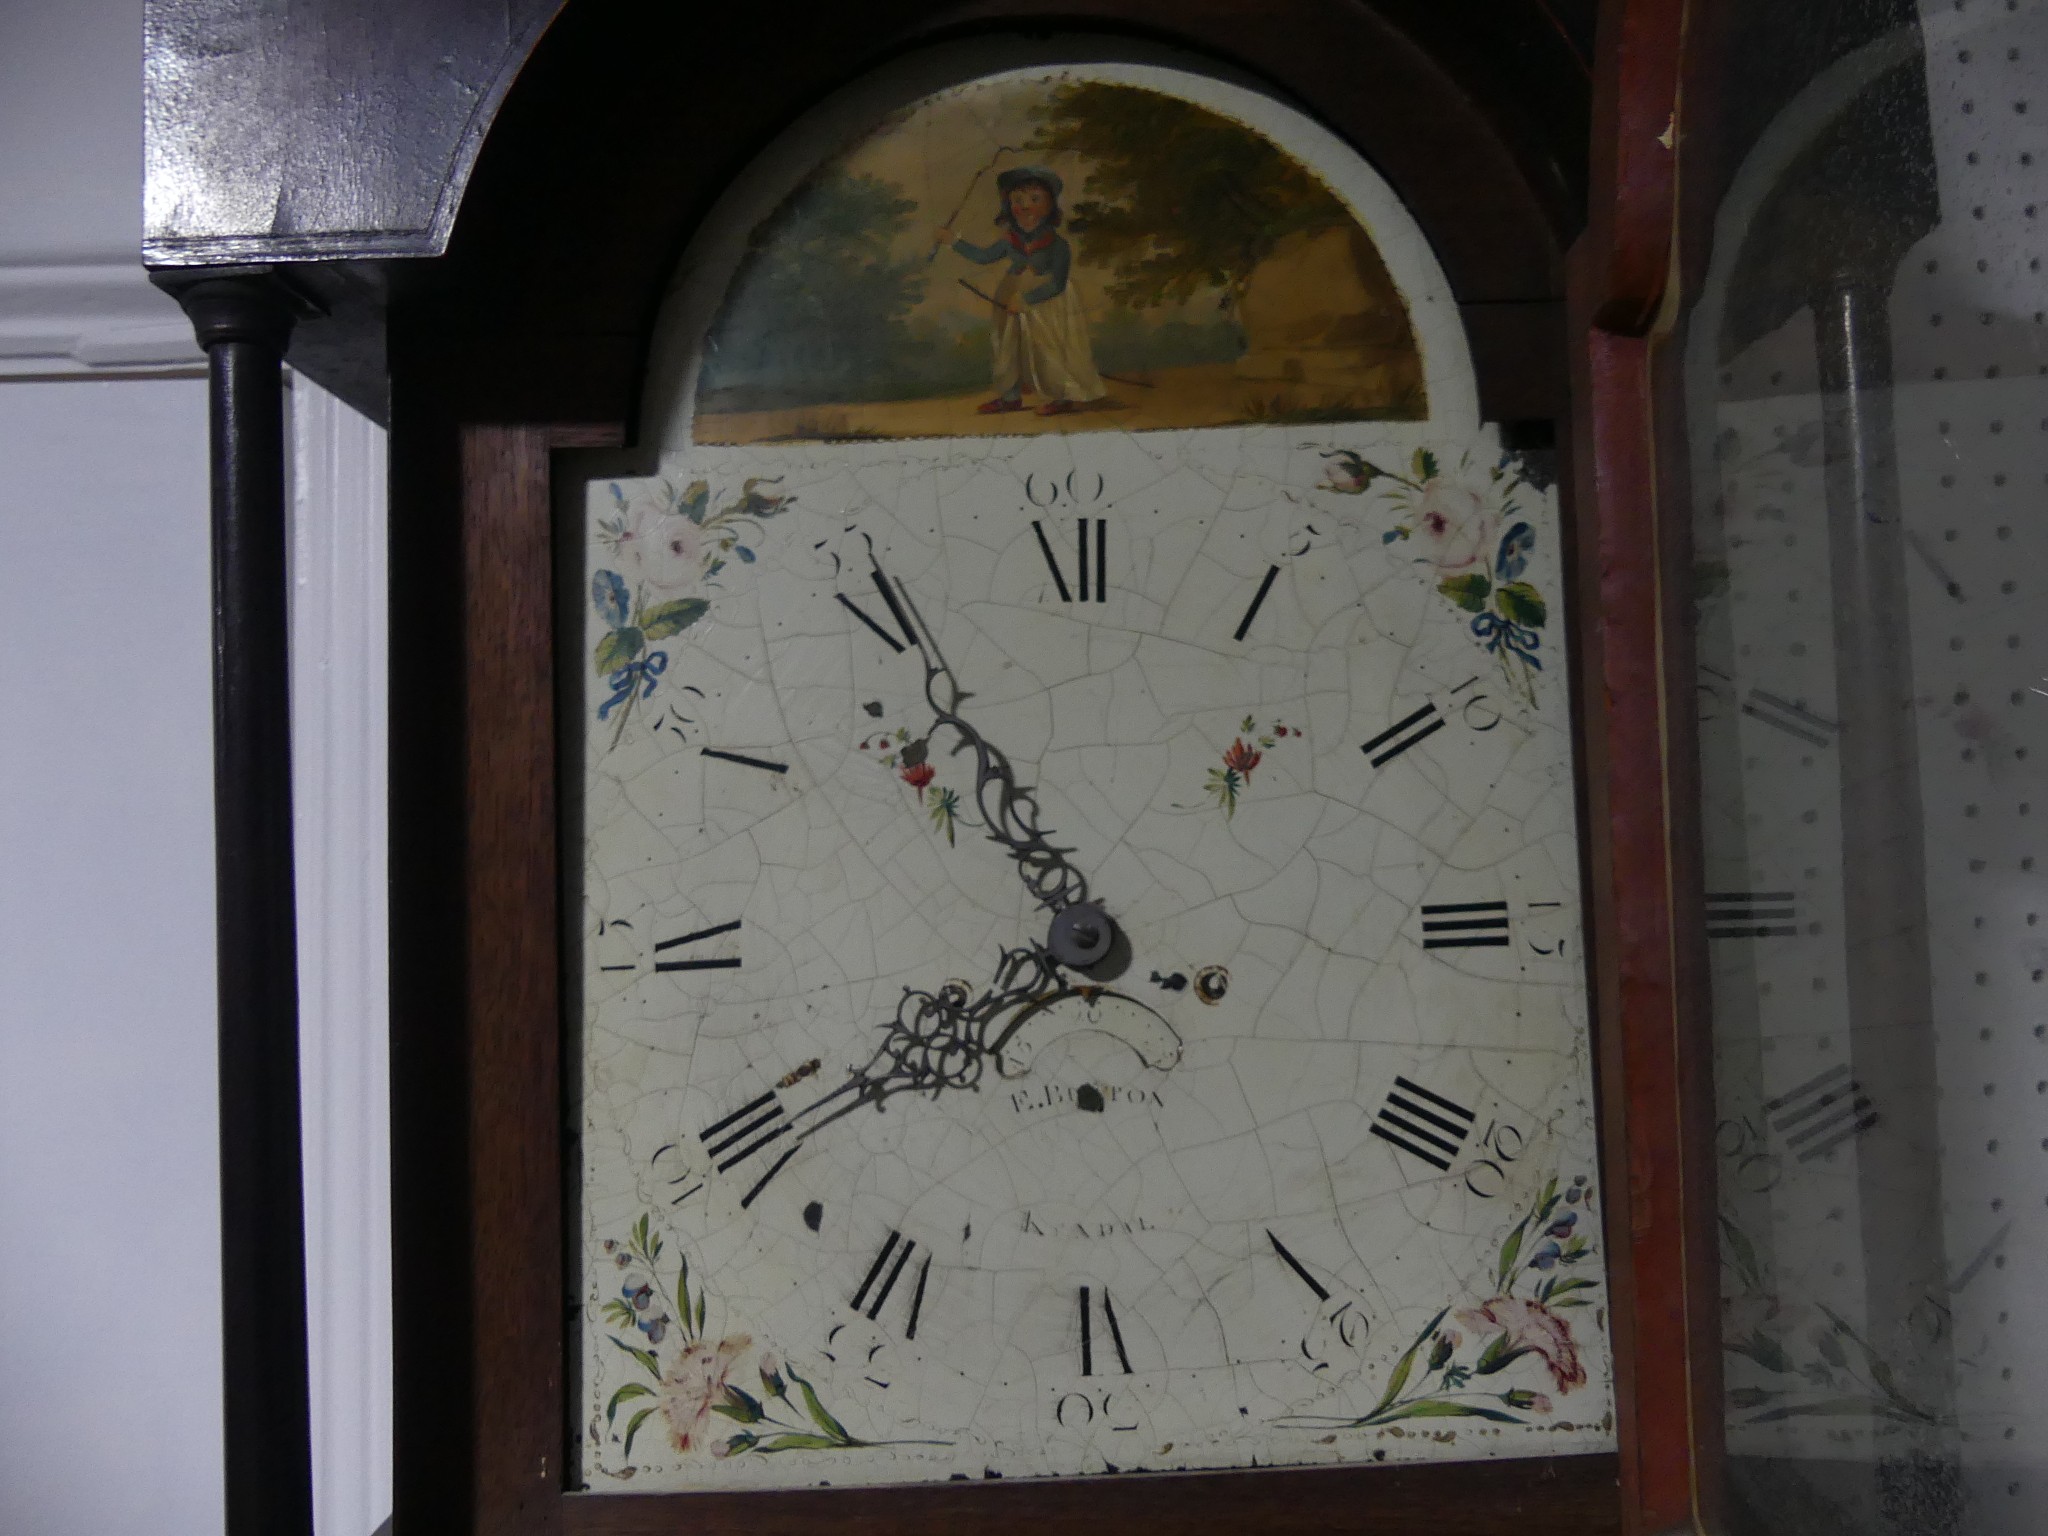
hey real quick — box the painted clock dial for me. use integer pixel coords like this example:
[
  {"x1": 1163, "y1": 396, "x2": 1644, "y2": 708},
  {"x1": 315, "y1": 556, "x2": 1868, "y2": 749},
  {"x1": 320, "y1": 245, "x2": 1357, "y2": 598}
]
[{"x1": 571, "y1": 50, "x2": 1613, "y2": 1493}]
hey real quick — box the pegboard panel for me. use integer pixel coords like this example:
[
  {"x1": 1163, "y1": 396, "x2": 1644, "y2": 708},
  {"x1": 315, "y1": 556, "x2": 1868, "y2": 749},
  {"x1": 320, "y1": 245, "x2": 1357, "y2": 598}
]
[
  {"x1": 1692, "y1": 2, "x2": 2048, "y2": 1529},
  {"x1": 1897, "y1": 4, "x2": 2048, "y2": 1528}
]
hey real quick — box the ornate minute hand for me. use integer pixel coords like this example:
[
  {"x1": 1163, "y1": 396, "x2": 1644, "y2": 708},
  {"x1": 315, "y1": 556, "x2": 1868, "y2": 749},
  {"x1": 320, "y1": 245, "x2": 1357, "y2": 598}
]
[
  {"x1": 769, "y1": 567, "x2": 1176, "y2": 1170},
  {"x1": 881, "y1": 566, "x2": 1118, "y2": 966}
]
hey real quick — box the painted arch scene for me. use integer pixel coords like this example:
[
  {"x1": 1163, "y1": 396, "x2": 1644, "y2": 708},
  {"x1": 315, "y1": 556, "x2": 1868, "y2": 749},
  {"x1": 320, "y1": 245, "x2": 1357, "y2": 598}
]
[{"x1": 691, "y1": 74, "x2": 1429, "y2": 443}]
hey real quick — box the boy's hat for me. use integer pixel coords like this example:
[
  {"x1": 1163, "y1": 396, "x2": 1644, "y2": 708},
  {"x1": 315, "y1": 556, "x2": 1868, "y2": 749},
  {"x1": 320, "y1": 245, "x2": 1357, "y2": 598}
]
[{"x1": 996, "y1": 166, "x2": 1064, "y2": 200}]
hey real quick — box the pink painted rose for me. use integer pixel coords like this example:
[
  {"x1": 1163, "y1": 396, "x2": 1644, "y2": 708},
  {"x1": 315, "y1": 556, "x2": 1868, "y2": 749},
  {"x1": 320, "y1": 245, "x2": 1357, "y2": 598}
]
[
  {"x1": 1413, "y1": 474, "x2": 1498, "y2": 573},
  {"x1": 1455, "y1": 1297, "x2": 1586, "y2": 1393},
  {"x1": 658, "y1": 1333, "x2": 752, "y2": 1453}
]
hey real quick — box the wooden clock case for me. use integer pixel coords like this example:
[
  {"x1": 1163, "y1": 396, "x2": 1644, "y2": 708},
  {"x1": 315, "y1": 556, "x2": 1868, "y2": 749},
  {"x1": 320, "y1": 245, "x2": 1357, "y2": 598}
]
[{"x1": 361, "y1": 1, "x2": 1712, "y2": 1530}]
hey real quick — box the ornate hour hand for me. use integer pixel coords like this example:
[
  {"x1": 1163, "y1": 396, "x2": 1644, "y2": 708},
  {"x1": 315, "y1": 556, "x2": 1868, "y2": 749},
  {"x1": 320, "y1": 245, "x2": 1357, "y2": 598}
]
[
  {"x1": 750, "y1": 564, "x2": 1174, "y2": 1186},
  {"x1": 785, "y1": 938, "x2": 1181, "y2": 1152}
]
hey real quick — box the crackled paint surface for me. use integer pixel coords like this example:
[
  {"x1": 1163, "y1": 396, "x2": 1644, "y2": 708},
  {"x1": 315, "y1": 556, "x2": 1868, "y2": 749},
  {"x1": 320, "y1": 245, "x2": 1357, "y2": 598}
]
[{"x1": 573, "y1": 59, "x2": 1612, "y2": 1492}]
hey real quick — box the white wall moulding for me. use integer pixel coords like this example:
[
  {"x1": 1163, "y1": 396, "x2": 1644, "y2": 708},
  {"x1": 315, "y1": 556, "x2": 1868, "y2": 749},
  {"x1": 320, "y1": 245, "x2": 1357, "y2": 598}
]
[
  {"x1": 0, "y1": 260, "x2": 204, "y2": 374},
  {"x1": 287, "y1": 371, "x2": 394, "y2": 1536}
]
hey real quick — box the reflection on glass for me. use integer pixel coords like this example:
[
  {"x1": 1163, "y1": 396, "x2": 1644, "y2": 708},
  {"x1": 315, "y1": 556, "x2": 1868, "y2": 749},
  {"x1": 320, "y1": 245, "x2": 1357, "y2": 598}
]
[{"x1": 1686, "y1": 1, "x2": 2048, "y2": 1531}]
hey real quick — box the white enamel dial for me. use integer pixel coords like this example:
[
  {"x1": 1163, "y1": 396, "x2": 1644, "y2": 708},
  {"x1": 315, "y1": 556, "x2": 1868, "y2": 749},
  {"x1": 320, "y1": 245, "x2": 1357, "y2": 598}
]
[{"x1": 572, "y1": 52, "x2": 1610, "y2": 1495}]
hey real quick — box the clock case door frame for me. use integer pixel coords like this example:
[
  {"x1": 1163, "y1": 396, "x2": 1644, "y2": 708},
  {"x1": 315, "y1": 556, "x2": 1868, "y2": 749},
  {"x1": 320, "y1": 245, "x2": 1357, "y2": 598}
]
[{"x1": 384, "y1": 2, "x2": 1714, "y2": 1531}]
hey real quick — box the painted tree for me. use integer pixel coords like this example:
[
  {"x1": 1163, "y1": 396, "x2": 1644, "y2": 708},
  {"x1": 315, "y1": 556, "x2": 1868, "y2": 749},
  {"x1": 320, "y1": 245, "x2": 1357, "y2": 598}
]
[
  {"x1": 700, "y1": 170, "x2": 930, "y2": 408},
  {"x1": 1026, "y1": 83, "x2": 1350, "y2": 310}
]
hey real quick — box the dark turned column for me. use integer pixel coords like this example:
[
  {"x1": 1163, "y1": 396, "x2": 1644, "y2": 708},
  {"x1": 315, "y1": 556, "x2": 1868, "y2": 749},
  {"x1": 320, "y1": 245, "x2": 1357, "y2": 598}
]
[{"x1": 173, "y1": 273, "x2": 316, "y2": 1536}]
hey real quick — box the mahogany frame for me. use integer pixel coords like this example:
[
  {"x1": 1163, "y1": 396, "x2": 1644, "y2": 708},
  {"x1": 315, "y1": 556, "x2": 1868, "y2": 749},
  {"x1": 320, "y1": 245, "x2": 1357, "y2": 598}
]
[{"x1": 386, "y1": 2, "x2": 1713, "y2": 1530}]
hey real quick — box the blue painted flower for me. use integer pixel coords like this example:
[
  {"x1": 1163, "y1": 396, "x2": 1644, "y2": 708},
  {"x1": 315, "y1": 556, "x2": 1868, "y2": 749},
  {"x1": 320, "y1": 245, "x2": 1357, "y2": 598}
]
[
  {"x1": 1495, "y1": 521, "x2": 1535, "y2": 581},
  {"x1": 1545, "y1": 1210, "x2": 1578, "y2": 1241},
  {"x1": 592, "y1": 568, "x2": 631, "y2": 628},
  {"x1": 1530, "y1": 1240, "x2": 1564, "y2": 1270}
]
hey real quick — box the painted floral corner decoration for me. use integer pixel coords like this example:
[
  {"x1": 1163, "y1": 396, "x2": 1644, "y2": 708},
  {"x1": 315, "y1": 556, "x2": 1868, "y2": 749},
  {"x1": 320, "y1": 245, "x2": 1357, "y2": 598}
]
[
  {"x1": 591, "y1": 476, "x2": 793, "y2": 745},
  {"x1": 1319, "y1": 447, "x2": 1548, "y2": 706},
  {"x1": 859, "y1": 724, "x2": 964, "y2": 845},
  {"x1": 1204, "y1": 717, "x2": 1297, "y2": 818},
  {"x1": 1282, "y1": 1175, "x2": 1599, "y2": 1431},
  {"x1": 598, "y1": 1213, "x2": 946, "y2": 1471},
  {"x1": 1718, "y1": 1210, "x2": 1945, "y2": 1428}
]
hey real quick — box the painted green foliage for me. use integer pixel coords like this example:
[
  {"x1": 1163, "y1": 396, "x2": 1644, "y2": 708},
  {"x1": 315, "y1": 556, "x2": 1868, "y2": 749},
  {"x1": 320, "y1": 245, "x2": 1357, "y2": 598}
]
[
  {"x1": 599, "y1": 1213, "x2": 949, "y2": 1466},
  {"x1": 1284, "y1": 1174, "x2": 1599, "y2": 1431},
  {"x1": 590, "y1": 476, "x2": 793, "y2": 743},
  {"x1": 860, "y1": 724, "x2": 963, "y2": 845},
  {"x1": 1027, "y1": 83, "x2": 1351, "y2": 310},
  {"x1": 1320, "y1": 446, "x2": 1549, "y2": 705},
  {"x1": 1204, "y1": 716, "x2": 1299, "y2": 818}
]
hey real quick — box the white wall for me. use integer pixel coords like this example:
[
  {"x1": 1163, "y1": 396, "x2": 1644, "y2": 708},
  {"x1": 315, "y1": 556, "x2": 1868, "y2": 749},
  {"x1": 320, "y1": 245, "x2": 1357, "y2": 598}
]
[
  {"x1": 1, "y1": 5, "x2": 227, "y2": 1534},
  {"x1": 1, "y1": 3, "x2": 391, "y2": 1533},
  {"x1": 0, "y1": 378, "x2": 225, "y2": 1535}
]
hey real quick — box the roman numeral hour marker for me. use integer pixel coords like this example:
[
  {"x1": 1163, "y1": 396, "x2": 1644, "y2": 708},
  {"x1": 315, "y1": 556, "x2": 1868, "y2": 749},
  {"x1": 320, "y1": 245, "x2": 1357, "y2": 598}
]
[
  {"x1": 852, "y1": 1230, "x2": 932, "y2": 1338},
  {"x1": 654, "y1": 918, "x2": 743, "y2": 971},
  {"x1": 1361, "y1": 702, "x2": 1446, "y2": 767},
  {"x1": 1370, "y1": 1077, "x2": 1477, "y2": 1172},
  {"x1": 1421, "y1": 901, "x2": 1510, "y2": 948}
]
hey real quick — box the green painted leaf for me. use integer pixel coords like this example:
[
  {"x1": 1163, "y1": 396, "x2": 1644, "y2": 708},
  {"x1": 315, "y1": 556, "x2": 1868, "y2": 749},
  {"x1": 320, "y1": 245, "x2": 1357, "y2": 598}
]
[
  {"x1": 607, "y1": 1381, "x2": 655, "y2": 1425},
  {"x1": 596, "y1": 627, "x2": 643, "y2": 674},
  {"x1": 1372, "y1": 1399, "x2": 1523, "y2": 1425},
  {"x1": 608, "y1": 1334, "x2": 662, "y2": 1380},
  {"x1": 1370, "y1": 1307, "x2": 1448, "y2": 1418},
  {"x1": 642, "y1": 598, "x2": 709, "y2": 642},
  {"x1": 676, "y1": 479, "x2": 710, "y2": 523},
  {"x1": 1438, "y1": 573, "x2": 1491, "y2": 614},
  {"x1": 1815, "y1": 1329, "x2": 1847, "y2": 1368},
  {"x1": 717, "y1": 1385, "x2": 765, "y2": 1423},
  {"x1": 694, "y1": 1289, "x2": 706, "y2": 1338},
  {"x1": 622, "y1": 1406, "x2": 656, "y2": 1460},
  {"x1": 787, "y1": 1367, "x2": 851, "y2": 1442},
  {"x1": 751, "y1": 1433, "x2": 847, "y2": 1453},
  {"x1": 677, "y1": 1256, "x2": 692, "y2": 1340},
  {"x1": 1495, "y1": 581, "x2": 1547, "y2": 628},
  {"x1": 1474, "y1": 1337, "x2": 1536, "y2": 1375},
  {"x1": 1412, "y1": 448, "x2": 1439, "y2": 482},
  {"x1": 1496, "y1": 1214, "x2": 1530, "y2": 1289}
]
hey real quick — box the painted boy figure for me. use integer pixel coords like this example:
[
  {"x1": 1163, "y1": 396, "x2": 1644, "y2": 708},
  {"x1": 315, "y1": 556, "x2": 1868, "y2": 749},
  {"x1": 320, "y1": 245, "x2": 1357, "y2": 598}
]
[{"x1": 936, "y1": 167, "x2": 1107, "y2": 416}]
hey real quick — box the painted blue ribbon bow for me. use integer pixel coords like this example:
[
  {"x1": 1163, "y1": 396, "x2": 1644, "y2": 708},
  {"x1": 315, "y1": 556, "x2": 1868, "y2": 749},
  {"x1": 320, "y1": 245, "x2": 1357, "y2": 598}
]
[
  {"x1": 1470, "y1": 613, "x2": 1542, "y2": 668},
  {"x1": 599, "y1": 649, "x2": 669, "y2": 719}
]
